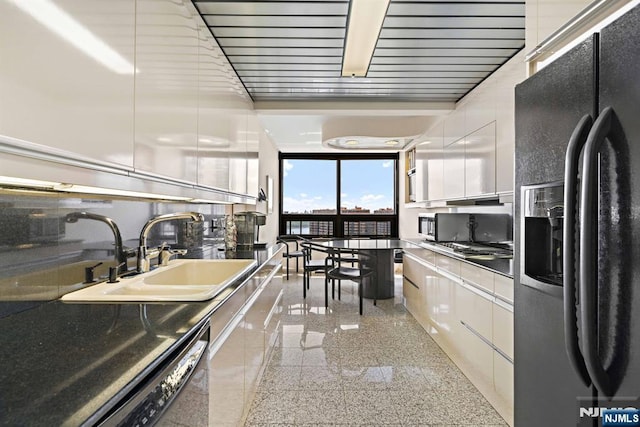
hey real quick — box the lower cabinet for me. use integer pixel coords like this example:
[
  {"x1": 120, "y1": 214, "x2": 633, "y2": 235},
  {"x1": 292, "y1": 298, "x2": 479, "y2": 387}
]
[
  {"x1": 404, "y1": 249, "x2": 514, "y2": 426},
  {"x1": 208, "y1": 259, "x2": 283, "y2": 426}
]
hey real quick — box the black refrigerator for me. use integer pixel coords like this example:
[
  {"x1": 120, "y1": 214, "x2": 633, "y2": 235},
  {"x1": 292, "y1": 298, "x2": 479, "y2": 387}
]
[{"x1": 515, "y1": 5, "x2": 640, "y2": 427}]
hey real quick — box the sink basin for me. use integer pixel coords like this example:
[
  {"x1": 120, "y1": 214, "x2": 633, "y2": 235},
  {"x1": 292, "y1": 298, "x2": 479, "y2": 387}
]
[{"x1": 61, "y1": 259, "x2": 257, "y2": 302}]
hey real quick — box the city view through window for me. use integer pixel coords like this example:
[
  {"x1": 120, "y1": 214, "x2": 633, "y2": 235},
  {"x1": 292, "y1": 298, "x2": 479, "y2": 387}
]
[{"x1": 282, "y1": 159, "x2": 395, "y2": 215}]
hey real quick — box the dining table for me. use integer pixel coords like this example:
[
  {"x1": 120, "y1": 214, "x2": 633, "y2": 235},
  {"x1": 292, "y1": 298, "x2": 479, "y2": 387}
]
[{"x1": 315, "y1": 238, "x2": 417, "y2": 299}]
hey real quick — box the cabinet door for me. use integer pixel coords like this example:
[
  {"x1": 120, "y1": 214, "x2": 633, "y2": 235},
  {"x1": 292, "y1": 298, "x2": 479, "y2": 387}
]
[
  {"x1": 492, "y1": 301, "x2": 514, "y2": 360},
  {"x1": 494, "y1": 352, "x2": 514, "y2": 415},
  {"x1": 196, "y1": 18, "x2": 229, "y2": 191},
  {"x1": 458, "y1": 321, "x2": 494, "y2": 387},
  {"x1": 416, "y1": 122, "x2": 444, "y2": 201},
  {"x1": 460, "y1": 262, "x2": 494, "y2": 294},
  {"x1": 229, "y1": 112, "x2": 248, "y2": 195},
  {"x1": 456, "y1": 283, "x2": 493, "y2": 344},
  {"x1": 209, "y1": 315, "x2": 246, "y2": 425},
  {"x1": 0, "y1": 0, "x2": 135, "y2": 167},
  {"x1": 403, "y1": 277, "x2": 422, "y2": 320},
  {"x1": 425, "y1": 262, "x2": 439, "y2": 327},
  {"x1": 465, "y1": 122, "x2": 496, "y2": 197},
  {"x1": 494, "y1": 274, "x2": 514, "y2": 304},
  {"x1": 134, "y1": 0, "x2": 199, "y2": 182},
  {"x1": 245, "y1": 113, "x2": 260, "y2": 198},
  {"x1": 443, "y1": 138, "x2": 465, "y2": 199}
]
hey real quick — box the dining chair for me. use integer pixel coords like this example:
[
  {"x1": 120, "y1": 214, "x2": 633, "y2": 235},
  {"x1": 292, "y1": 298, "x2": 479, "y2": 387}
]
[
  {"x1": 326, "y1": 248, "x2": 376, "y2": 315},
  {"x1": 299, "y1": 240, "x2": 332, "y2": 306},
  {"x1": 276, "y1": 235, "x2": 305, "y2": 280}
]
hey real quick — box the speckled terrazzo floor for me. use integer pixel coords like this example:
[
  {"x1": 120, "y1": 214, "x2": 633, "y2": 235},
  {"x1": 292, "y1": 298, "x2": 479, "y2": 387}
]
[{"x1": 244, "y1": 273, "x2": 507, "y2": 427}]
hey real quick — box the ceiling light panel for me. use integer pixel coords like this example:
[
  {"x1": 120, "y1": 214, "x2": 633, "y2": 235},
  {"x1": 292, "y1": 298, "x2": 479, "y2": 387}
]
[{"x1": 192, "y1": 0, "x2": 525, "y2": 102}]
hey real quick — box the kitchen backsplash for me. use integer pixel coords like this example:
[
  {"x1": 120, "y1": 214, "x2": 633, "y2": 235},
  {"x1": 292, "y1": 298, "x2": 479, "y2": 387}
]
[{"x1": 0, "y1": 191, "x2": 226, "y2": 318}]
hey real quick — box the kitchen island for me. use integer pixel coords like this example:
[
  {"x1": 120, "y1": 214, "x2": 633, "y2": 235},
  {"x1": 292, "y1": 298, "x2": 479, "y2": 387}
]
[{"x1": 0, "y1": 243, "x2": 284, "y2": 426}]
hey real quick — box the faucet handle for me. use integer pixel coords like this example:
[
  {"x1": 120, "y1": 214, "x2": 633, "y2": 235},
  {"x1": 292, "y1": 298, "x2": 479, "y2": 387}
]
[
  {"x1": 160, "y1": 247, "x2": 187, "y2": 266},
  {"x1": 84, "y1": 262, "x2": 103, "y2": 284}
]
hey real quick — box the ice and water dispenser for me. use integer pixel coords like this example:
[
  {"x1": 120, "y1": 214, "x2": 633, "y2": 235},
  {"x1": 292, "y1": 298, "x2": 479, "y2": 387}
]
[{"x1": 521, "y1": 183, "x2": 565, "y2": 290}]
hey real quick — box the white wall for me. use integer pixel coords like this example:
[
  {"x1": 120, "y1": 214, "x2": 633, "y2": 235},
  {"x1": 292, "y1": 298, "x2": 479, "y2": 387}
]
[
  {"x1": 525, "y1": 0, "x2": 593, "y2": 51},
  {"x1": 256, "y1": 128, "x2": 280, "y2": 244}
]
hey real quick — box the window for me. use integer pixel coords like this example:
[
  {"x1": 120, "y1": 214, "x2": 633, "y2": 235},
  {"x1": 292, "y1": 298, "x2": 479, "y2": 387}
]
[
  {"x1": 280, "y1": 153, "x2": 398, "y2": 238},
  {"x1": 282, "y1": 159, "x2": 337, "y2": 214}
]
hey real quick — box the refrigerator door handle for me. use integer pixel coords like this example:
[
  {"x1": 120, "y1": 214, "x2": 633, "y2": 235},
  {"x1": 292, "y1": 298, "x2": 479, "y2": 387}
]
[
  {"x1": 563, "y1": 114, "x2": 593, "y2": 387},
  {"x1": 580, "y1": 106, "x2": 615, "y2": 397}
]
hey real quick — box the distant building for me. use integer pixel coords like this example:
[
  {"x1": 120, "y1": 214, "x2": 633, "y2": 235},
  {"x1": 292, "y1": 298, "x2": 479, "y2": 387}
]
[
  {"x1": 311, "y1": 208, "x2": 337, "y2": 214},
  {"x1": 340, "y1": 206, "x2": 371, "y2": 214},
  {"x1": 374, "y1": 208, "x2": 394, "y2": 214}
]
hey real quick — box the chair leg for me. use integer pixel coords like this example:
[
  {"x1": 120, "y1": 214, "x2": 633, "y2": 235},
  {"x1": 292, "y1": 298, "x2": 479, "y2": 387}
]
[
  {"x1": 338, "y1": 280, "x2": 341, "y2": 300},
  {"x1": 296, "y1": 257, "x2": 299, "y2": 273},
  {"x1": 286, "y1": 258, "x2": 290, "y2": 280},
  {"x1": 331, "y1": 278, "x2": 335, "y2": 300},
  {"x1": 324, "y1": 276, "x2": 329, "y2": 309},
  {"x1": 303, "y1": 271, "x2": 307, "y2": 299},
  {"x1": 358, "y1": 281, "x2": 363, "y2": 315}
]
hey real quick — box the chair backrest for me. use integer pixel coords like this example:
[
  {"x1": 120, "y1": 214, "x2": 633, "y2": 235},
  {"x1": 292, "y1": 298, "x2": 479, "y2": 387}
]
[{"x1": 277, "y1": 235, "x2": 303, "y2": 254}]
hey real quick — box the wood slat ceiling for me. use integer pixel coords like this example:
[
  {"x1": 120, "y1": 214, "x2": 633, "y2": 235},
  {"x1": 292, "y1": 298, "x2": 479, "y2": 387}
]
[{"x1": 192, "y1": 0, "x2": 525, "y2": 102}]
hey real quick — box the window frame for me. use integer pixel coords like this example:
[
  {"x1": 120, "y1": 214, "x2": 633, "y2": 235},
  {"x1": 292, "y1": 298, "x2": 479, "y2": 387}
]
[{"x1": 279, "y1": 152, "x2": 399, "y2": 238}]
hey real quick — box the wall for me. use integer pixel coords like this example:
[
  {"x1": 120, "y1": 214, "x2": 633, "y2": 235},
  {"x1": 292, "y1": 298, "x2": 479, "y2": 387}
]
[
  {"x1": 525, "y1": 0, "x2": 593, "y2": 51},
  {"x1": 256, "y1": 129, "x2": 280, "y2": 243}
]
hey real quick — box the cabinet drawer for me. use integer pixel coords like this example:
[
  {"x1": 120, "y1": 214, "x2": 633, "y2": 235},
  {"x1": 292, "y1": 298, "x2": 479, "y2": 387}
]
[
  {"x1": 458, "y1": 321, "x2": 494, "y2": 387},
  {"x1": 403, "y1": 277, "x2": 421, "y2": 315},
  {"x1": 461, "y1": 262, "x2": 494, "y2": 293},
  {"x1": 492, "y1": 301, "x2": 514, "y2": 360},
  {"x1": 494, "y1": 351, "x2": 514, "y2": 408},
  {"x1": 436, "y1": 254, "x2": 461, "y2": 277},
  {"x1": 404, "y1": 248, "x2": 435, "y2": 265},
  {"x1": 457, "y1": 283, "x2": 493, "y2": 341},
  {"x1": 210, "y1": 287, "x2": 247, "y2": 343},
  {"x1": 403, "y1": 256, "x2": 427, "y2": 285},
  {"x1": 494, "y1": 274, "x2": 513, "y2": 303}
]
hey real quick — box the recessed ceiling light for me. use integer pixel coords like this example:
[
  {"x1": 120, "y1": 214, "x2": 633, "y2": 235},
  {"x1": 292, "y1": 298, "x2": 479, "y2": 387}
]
[
  {"x1": 385, "y1": 140, "x2": 399, "y2": 146},
  {"x1": 345, "y1": 139, "x2": 359, "y2": 146}
]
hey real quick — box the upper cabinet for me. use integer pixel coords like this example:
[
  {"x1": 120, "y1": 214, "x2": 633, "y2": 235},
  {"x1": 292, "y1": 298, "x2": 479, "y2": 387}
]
[
  {"x1": 417, "y1": 122, "x2": 444, "y2": 201},
  {"x1": 0, "y1": 0, "x2": 135, "y2": 167},
  {"x1": 134, "y1": 0, "x2": 199, "y2": 183},
  {"x1": 246, "y1": 113, "x2": 261, "y2": 198},
  {"x1": 405, "y1": 52, "x2": 525, "y2": 206},
  {"x1": 443, "y1": 137, "x2": 466, "y2": 199},
  {"x1": 465, "y1": 122, "x2": 496, "y2": 197}
]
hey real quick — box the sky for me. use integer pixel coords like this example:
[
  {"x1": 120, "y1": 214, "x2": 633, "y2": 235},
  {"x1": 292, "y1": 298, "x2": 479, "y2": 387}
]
[{"x1": 282, "y1": 159, "x2": 395, "y2": 214}]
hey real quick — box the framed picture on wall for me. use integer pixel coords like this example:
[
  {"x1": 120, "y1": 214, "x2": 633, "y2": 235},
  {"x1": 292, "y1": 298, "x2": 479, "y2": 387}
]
[{"x1": 267, "y1": 175, "x2": 274, "y2": 214}]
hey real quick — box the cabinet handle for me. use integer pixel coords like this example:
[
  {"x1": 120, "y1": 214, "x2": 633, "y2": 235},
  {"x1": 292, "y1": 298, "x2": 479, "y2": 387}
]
[
  {"x1": 263, "y1": 289, "x2": 284, "y2": 330},
  {"x1": 404, "y1": 276, "x2": 420, "y2": 290},
  {"x1": 461, "y1": 320, "x2": 513, "y2": 364},
  {"x1": 437, "y1": 267, "x2": 463, "y2": 285},
  {"x1": 403, "y1": 252, "x2": 435, "y2": 269},
  {"x1": 493, "y1": 296, "x2": 514, "y2": 313},
  {"x1": 461, "y1": 281, "x2": 494, "y2": 302}
]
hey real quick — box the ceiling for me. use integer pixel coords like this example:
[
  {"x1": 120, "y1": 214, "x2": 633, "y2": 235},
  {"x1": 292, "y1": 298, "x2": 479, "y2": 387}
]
[{"x1": 191, "y1": 0, "x2": 525, "y2": 152}]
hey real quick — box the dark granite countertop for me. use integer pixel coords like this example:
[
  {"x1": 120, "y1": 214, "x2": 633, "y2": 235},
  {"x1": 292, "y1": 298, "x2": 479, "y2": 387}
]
[
  {"x1": 402, "y1": 238, "x2": 514, "y2": 278},
  {"x1": 0, "y1": 243, "x2": 283, "y2": 426}
]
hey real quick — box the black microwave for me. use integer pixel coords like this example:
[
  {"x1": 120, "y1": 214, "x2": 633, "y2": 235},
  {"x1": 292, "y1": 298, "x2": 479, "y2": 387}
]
[{"x1": 418, "y1": 213, "x2": 470, "y2": 242}]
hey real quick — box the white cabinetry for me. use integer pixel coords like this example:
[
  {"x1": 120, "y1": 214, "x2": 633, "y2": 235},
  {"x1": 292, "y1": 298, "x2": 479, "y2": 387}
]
[
  {"x1": 465, "y1": 122, "x2": 496, "y2": 197},
  {"x1": 405, "y1": 247, "x2": 514, "y2": 426},
  {"x1": 208, "y1": 259, "x2": 283, "y2": 425},
  {"x1": 443, "y1": 138, "x2": 466, "y2": 199},
  {"x1": 134, "y1": 0, "x2": 199, "y2": 183},
  {"x1": 0, "y1": 0, "x2": 135, "y2": 167},
  {"x1": 415, "y1": 122, "x2": 444, "y2": 201}
]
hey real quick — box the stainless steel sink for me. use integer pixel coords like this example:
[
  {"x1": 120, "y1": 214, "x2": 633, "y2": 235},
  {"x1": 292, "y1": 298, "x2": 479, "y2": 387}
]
[{"x1": 60, "y1": 259, "x2": 257, "y2": 302}]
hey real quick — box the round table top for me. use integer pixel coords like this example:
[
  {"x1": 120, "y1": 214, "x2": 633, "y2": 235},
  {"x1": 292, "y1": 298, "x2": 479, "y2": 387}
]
[{"x1": 314, "y1": 238, "x2": 415, "y2": 250}]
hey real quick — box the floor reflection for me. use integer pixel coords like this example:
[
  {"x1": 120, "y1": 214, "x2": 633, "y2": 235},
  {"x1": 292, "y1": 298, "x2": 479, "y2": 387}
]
[{"x1": 245, "y1": 273, "x2": 507, "y2": 426}]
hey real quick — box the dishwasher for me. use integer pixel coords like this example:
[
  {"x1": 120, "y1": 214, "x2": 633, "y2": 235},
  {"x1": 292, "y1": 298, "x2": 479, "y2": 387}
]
[{"x1": 90, "y1": 323, "x2": 210, "y2": 427}]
